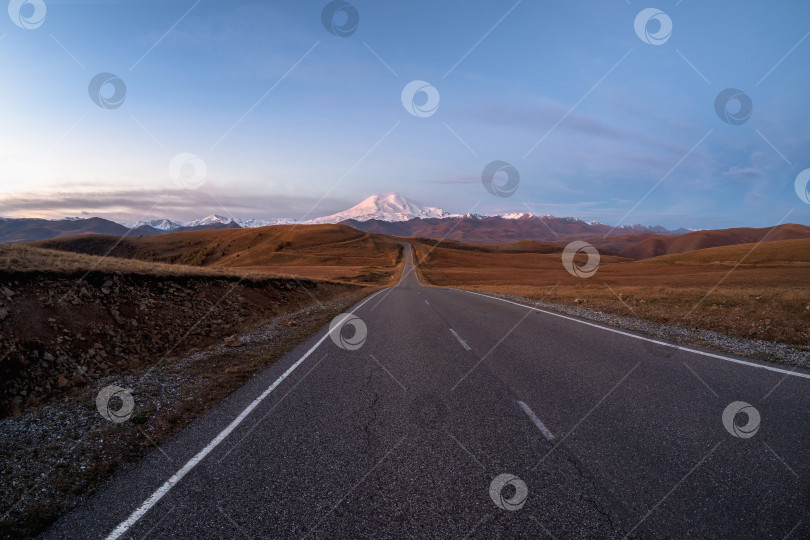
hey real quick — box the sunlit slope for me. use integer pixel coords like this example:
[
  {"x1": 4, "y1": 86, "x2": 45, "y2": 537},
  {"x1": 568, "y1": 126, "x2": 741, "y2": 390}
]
[{"x1": 31, "y1": 224, "x2": 403, "y2": 283}]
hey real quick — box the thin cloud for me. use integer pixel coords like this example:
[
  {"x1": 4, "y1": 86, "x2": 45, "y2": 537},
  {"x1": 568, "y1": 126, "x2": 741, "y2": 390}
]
[
  {"x1": 0, "y1": 189, "x2": 350, "y2": 222},
  {"x1": 722, "y1": 167, "x2": 765, "y2": 180}
]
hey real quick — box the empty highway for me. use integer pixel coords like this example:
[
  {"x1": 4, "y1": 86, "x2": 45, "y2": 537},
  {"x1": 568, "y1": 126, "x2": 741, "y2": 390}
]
[{"x1": 45, "y1": 245, "x2": 810, "y2": 539}]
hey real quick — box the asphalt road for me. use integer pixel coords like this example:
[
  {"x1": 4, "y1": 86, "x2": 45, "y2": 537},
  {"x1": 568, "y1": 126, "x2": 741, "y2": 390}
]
[{"x1": 45, "y1": 244, "x2": 810, "y2": 539}]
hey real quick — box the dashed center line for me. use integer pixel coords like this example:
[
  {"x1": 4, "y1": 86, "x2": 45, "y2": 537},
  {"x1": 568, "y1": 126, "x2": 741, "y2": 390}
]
[
  {"x1": 517, "y1": 400, "x2": 555, "y2": 441},
  {"x1": 449, "y1": 328, "x2": 471, "y2": 351},
  {"x1": 456, "y1": 289, "x2": 810, "y2": 381}
]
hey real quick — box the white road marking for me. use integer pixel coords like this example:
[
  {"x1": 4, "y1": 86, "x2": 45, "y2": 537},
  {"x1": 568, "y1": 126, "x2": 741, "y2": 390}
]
[
  {"x1": 424, "y1": 300, "x2": 429, "y2": 305},
  {"x1": 456, "y1": 289, "x2": 810, "y2": 381},
  {"x1": 517, "y1": 400, "x2": 555, "y2": 441},
  {"x1": 449, "y1": 328, "x2": 471, "y2": 351},
  {"x1": 105, "y1": 288, "x2": 388, "y2": 540}
]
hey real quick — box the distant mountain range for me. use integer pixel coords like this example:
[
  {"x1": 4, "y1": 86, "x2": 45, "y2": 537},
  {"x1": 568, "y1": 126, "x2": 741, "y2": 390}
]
[
  {"x1": 133, "y1": 215, "x2": 291, "y2": 231},
  {"x1": 0, "y1": 216, "x2": 234, "y2": 243},
  {"x1": 0, "y1": 193, "x2": 695, "y2": 244},
  {"x1": 342, "y1": 214, "x2": 692, "y2": 244},
  {"x1": 8, "y1": 191, "x2": 810, "y2": 259},
  {"x1": 129, "y1": 193, "x2": 461, "y2": 229},
  {"x1": 0, "y1": 217, "x2": 137, "y2": 244}
]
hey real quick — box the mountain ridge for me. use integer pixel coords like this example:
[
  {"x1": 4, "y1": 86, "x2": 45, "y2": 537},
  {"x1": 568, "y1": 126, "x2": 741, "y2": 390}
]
[
  {"x1": 0, "y1": 192, "x2": 699, "y2": 244},
  {"x1": 306, "y1": 193, "x2": 458, "y2": 223}
]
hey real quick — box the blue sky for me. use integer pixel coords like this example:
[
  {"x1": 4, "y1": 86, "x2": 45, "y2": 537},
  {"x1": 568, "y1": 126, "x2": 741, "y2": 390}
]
[{"x1": 1, "y1": 0, "x2": 809, "y2": 229}]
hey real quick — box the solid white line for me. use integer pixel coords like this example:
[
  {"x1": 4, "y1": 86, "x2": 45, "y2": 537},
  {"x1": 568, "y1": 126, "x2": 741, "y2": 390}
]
[
  {"x1": 449, "y1": 328, "x2": 471, "y2": 351},
  {"x1": 105, "y1": 288, "x2": 388, "y2": 540},
  {"x1": 454, "y1": 289, "x2": 810, "y2": 381},
  {"x1": 517, "y1": 401, "x2": 555, "y2": 441}
]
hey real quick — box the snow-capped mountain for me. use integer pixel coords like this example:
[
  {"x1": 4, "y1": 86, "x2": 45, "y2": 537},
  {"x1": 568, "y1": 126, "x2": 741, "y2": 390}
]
[
  {"x1": 1, "y1": 192, "x2": 699, "y2": 243},
  {"x1": 135, "y1": 218, "x2": 185, "y2": 231},
  {"x1": 501, "y1": 212, "x2": 534, "y2": 220},
  {"x1": 306, "y1": 193, "x2": 459, "y2": 224},
  {"x1": 185, "y1": 214, "x2": 240, "y2": 228},
  {"x1": 131, "y1": 215, "x2": 293, "y2": 231},
  {"x1": 115, "y1": 193, "x2": 694, "y2": 236},
  {"x1": 187, "y1": 215, "x2": 294, "y2": 228}
]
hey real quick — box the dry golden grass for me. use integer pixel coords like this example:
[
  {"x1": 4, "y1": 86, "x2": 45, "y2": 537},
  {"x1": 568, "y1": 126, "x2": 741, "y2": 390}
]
[
  {"x1": 31, "y1": 224, "x2": 403, "y2": 285},
  {"x1": 0, "y1": 243, "x2": 386, "y2": 286},
  {"x1": 413, "y1": 239, "x2": 810, "y2": 346},
  {"x1": 646, "y1": 237, "x2": 810, "y2": 266},
  {"x1": 0, "y1": 244, "x2": 248, "y2": 278}
]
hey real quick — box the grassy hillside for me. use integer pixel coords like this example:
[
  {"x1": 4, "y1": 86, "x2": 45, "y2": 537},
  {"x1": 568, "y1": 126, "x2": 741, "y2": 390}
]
[
  {"x1": 30, "y1": 224, "x2": 403, "y2": 284},
  {"x1": 646, "y1": 237, "x2": 810, "y2": 266},
  {"x1": 590, "y1": 223, "x2": 810, "y2": 259},
  {"x1": 413, "y1": 238, "x2": 810, "y2": 346}
]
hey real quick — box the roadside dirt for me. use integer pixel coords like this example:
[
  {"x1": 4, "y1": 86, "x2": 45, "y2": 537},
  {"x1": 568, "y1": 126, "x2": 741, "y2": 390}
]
[
  {"x1": 0, "y1": 269, "x2": 372, "y2": 538},
  {"x1": 0, "y1": 270, "x2": 361, "y2": 417}
]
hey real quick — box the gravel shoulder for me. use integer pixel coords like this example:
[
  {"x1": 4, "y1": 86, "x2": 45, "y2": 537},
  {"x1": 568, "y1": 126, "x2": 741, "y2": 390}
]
[
  {"x1": 0, "y1": 287, "x2": 374, "y2": 539},
  {"x1": 463, "y1": 287, "x2": 810, "y2": 370}
]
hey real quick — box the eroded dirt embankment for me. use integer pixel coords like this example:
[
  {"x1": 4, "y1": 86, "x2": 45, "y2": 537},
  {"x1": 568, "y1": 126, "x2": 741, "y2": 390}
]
[
  {"x1": 0, "y1": 269, "x2": 372, "y2": 538},
  {"x1": 0, "y1": 270, "x2": 359, "y2": 417}
]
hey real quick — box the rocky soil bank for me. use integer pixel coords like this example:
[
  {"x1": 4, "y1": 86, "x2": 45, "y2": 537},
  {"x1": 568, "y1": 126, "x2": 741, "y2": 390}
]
[
  {"x1": 0, "y1": 269, "x2": 369, "y2": 537},
  {"x1": 0, "y1": 271, "x2": 356, "y2": 417}
]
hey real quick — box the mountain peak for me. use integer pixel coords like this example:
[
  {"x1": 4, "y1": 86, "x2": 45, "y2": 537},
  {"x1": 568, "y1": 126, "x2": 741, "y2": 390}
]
[
  {"x1": 501, "y1": 212, "x2": 534, "y2": 220},
  {"x1": 307, "y1": 193, "x2": 458, "y2": 224},
  {"x1": 186, "y1": 214, "x2": 242, "y2": 227},
  {"x1": 135, "y1": 218, "x2": 185, "y2": 231}
]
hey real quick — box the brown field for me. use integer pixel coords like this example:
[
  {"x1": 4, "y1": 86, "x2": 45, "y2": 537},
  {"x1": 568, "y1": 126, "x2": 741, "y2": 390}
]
[
  {"x1": 413, "y1": 238, "x2": 810, "y2": 346},
  {"x1": 585, "y1": 223, "x2": 810, "y2": 259},
  {"x1": 0, "y1": 244, "x2": 248, "y2": 278},
  {"x1": 31, "y1": 224, "x2": 403, "y2": 285},
  {"x1": 20, "y1": 227, "x2": 810, "y2": 346}
]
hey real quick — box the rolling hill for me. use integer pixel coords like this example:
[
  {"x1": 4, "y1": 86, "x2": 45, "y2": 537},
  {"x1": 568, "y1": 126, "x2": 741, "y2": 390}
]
[
  {"x1": 343, "y1": 214, "x2": 688, "y2": 245},
  {"x1": 349, "y1": 217, "x2": 810, "y2": 259},
  {"x1": 31, "y1": 224, "x2": 403, "y2": 284},
  {"x1": 587, "y1": 224, "x2": 810, "y2": 259},
  {"x1": 645, "y1": 236, "x2": 810, "y2": 266},
  {"x1": 411, "y1": 236, "x2": 810, "y2": 345},
  {"x1": 0, "y1": 217, "x2": 152, "y2": 243}
]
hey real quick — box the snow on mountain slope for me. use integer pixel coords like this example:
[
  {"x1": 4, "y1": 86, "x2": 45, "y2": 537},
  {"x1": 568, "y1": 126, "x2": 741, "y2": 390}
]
[
  {"x1": 185, "y1": 214, "x2": 235, "y2": 227},
  {"x1": 116, "y1": 193, "x2": 694, "y2": 233},
  {"x1": 185, "y1": 215, "x2": 290, "y2": 228},
  {"x1": 240, "y1": 217, "x2": 295, "y2": 227},
  {"x1": 307, "y1": 193, "x2": 458, "y2": 224},
  {"x1": 135, "y1": 218, "x2": 185, "y2": 231},
  {"x1": 127, "y1": 215, "x2": 294, "y2": 230},
  {"x1": 501, "y1": 212, "x2": 534, "y2": 220}
]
